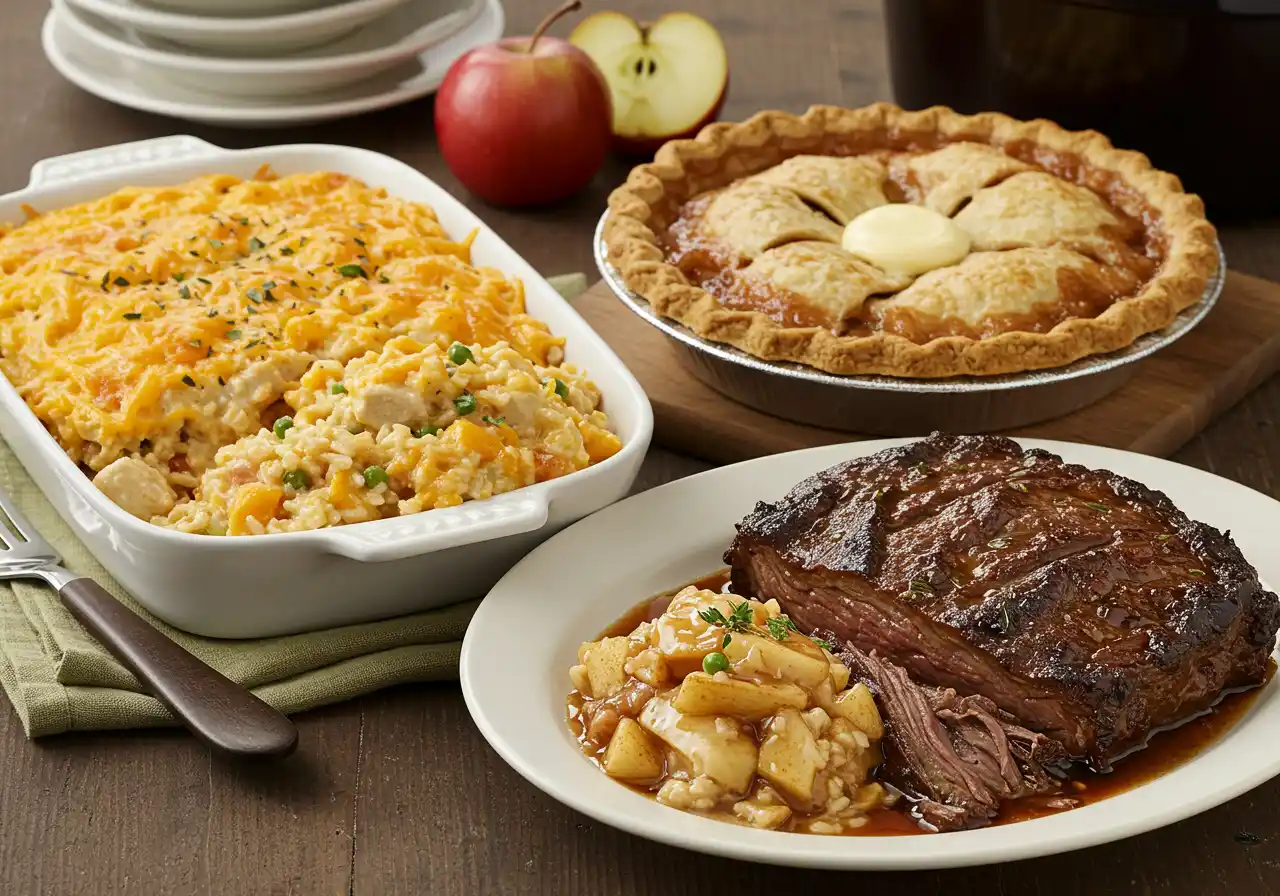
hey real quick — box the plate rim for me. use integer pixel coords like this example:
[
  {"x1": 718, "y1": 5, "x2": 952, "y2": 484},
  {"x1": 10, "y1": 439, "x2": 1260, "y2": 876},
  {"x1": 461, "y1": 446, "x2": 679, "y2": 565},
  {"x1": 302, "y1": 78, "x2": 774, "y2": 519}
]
[
  {"x1": 461, "y1": 437, "x2": 1280, "y2": 870},
  {"x1": 62, "y1": 0, "x2": 410, "y2": 33}
]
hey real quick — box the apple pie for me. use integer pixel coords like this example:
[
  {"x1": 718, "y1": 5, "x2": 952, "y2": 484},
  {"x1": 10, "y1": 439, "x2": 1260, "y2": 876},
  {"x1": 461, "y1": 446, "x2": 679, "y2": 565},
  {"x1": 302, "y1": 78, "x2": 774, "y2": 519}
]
[{"x1": 604, "y1": 103, "x2": 1219, "y2": 377}]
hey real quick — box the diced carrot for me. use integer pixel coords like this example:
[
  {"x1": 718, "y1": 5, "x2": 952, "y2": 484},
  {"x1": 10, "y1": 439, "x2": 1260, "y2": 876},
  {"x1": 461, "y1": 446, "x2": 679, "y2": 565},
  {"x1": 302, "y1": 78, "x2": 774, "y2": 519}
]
[
  {"x1": 579, "y1": 423, "x2": 622, "y2": 464},
  {"x1": 450, "y1": 418, "x2": 503, "y2": 462},
  {"x1": 228, "y1": 484, "x2": 283, "y2": 535}
]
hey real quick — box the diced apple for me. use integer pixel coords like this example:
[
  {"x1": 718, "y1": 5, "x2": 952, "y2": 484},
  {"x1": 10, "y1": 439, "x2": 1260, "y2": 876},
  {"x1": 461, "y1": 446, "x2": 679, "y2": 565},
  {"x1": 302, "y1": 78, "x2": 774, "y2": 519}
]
[
  {"x1": 639, "y1": 696, "x2": 757, "y2": 793},
  {"x1": 733, "y1": 799, "x2": 793, "y2": 830},
  {"x1": 722, "y1": 633, "x2": 831, "y2": 688},
  {"x1": 654, "y1": 589, "x2": 756, "y2": 678},
  {"x1": 830, "y1": 661, "x2": 851, "y2": 692},
  {"x1": 602, "y1": 717, "x2": 665, "y2": 783},
  {"x1": 757, "y1": 708, "x2": 824, "y2": 804},
  {"x1": 583, "y1": 637, "x2": 631, "y2": 699},
  {"x1": 672, "y1": 672, "x2": 808, "y2": 720},
  {"x1": 830, "y1": 683, "x2": 884, "y2": 740}
]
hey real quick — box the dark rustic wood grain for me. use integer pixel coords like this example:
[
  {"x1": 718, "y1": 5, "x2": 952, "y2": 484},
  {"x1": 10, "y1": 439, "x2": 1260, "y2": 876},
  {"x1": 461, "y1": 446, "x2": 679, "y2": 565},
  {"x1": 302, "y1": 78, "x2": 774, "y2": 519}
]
[{"x1": 2, "y1": 0, "x2": 1280, "y2": 893}]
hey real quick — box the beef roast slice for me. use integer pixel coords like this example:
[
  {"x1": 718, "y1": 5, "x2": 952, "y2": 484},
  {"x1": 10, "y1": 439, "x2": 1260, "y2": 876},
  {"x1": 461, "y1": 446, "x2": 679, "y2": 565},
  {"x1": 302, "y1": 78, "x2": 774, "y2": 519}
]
[
  {"x1": 836, "y1": 642, "x2": 1067, "y2": 831},
  {"x1": 728, "y1": 433, "x2": 1280, "y2": 764}
]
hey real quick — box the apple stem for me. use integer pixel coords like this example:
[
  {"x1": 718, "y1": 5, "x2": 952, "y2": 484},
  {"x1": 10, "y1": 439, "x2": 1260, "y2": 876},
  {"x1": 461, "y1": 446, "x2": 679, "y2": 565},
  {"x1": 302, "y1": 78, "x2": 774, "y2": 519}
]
[{"x1": 527, "y1": 0, "x2": 582, "y2": 53}]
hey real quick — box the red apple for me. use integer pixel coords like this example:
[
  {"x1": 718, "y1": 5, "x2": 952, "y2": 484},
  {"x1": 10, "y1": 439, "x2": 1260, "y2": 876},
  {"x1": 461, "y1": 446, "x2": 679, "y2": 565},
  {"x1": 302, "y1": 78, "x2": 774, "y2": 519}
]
[
  {"x1": 434, "y1": 1, "x2": 613, "y2": 207},
  {"x1": 570, "y1": 11, "x2": 729, "y2": 157}
]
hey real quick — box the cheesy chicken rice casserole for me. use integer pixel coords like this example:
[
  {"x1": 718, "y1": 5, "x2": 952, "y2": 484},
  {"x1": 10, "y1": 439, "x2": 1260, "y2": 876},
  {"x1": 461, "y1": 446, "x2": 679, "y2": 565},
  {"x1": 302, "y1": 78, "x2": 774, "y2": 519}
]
[{"x1": 0, "y1": 170, "x2": 621, "y2": 535}]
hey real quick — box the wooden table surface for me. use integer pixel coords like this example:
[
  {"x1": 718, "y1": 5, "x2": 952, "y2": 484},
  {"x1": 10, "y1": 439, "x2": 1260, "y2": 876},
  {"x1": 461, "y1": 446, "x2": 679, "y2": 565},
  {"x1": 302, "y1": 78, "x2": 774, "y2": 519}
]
[{"x1": 3, "y1": 1, "x2": 1280, "y2": 893}]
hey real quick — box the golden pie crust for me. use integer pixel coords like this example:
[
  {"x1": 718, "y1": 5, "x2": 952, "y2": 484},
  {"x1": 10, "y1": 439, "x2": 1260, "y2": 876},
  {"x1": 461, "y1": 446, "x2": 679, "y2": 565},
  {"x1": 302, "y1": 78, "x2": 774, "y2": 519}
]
[{"x1": 603, "y1": 103, "x2": 1219, "y2": 378}]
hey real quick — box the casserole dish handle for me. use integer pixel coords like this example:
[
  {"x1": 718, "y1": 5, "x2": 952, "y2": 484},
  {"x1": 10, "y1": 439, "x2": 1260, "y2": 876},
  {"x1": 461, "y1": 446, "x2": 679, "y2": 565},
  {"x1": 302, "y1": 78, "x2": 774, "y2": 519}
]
[
  {"x1": 28, "y1": 136, "x2": 225, "y2": 188},
  {"x1": 316, "y1": 493, "x2": 550, "y2": 563}
]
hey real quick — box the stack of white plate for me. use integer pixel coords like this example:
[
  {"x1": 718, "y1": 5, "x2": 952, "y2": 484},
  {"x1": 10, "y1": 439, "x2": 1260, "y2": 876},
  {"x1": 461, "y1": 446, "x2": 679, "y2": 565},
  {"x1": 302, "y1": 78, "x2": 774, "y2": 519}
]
[{"x1": 42, "y1": 0, "x2": 503, "y2": 126}]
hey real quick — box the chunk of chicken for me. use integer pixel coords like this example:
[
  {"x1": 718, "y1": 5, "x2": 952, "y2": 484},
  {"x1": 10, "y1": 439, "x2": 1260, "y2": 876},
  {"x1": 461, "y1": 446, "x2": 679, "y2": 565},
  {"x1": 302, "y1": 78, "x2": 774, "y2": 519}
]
[
  {"x1": 93, "y1": 457, "x2": 177, "y2": 519},
  {"x1": 352, "y1": 383, "x2": 427, "y2": 430},
  {"x1": 223, "y1": 352, "x2": 313, "y2": 407}
]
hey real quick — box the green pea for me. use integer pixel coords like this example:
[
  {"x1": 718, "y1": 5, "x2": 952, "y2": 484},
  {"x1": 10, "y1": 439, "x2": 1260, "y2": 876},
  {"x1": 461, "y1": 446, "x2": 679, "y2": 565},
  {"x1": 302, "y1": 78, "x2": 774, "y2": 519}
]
[
  {"x1": 702, "y1": 652, "x2": 730, "y2": 675},
  {"x1": 282, "y1": 469, "x2": 310, "y2": 491},
  {"x1": 447, "y1": 342, "x2": 474, "y2": 365},
  {"x1": 330, "y1": 383, "x2": 347, "y2": 394},
  {"x1": 412, "y1": 425, "x2": 441, "y2": 438},
  {"x1": 363, "y1": 465, "x2": 389, "y2": 488},
  {"x1": 453, "y1": 393, "x2": 476, "y2": 415},
  {"x1": 273, "y1": 416, "x2": 294, "y2": 439}
]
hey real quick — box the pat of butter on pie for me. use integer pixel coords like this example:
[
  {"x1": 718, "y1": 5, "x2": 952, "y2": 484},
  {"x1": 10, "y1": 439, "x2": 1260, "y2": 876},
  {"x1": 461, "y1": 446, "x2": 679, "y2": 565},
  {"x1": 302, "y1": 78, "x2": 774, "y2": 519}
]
[{"x1": 841, "y1": 204, "x2": 971, "y2": 277}]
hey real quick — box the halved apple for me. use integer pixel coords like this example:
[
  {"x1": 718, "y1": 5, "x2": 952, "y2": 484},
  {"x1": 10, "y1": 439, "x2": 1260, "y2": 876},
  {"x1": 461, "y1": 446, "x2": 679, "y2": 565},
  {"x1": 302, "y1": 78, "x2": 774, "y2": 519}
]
[{"x1": 570, "y1": 10, "x2": 729, "y2": 157}]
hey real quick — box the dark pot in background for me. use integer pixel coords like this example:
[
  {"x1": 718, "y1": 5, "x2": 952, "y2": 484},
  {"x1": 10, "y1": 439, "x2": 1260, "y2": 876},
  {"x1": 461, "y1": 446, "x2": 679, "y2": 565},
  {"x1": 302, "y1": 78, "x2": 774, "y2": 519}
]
[{"x1": 884, "y1": 0, "x2": 1280, "y2": 220}]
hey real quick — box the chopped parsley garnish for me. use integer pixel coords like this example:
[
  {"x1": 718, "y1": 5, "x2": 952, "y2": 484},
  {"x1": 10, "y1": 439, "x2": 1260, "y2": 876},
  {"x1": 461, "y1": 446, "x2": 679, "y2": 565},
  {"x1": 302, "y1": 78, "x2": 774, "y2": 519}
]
[
  {"x1": 244, "y1": 339, "x2": 262, "y2": 349},
  {"x1": 238, "y1": 217, "x2": 249, "y2": 226},
  {"x1": 178, "y1": 285, "x2": 191, "y2": 299},
  {"x1": 412, "y1": 425, "x2": 441, "y2": 438},
  {"x1": 353, "y1": 237, "x2": 366, "y2": 247},
  {"x1": 248, "y1": 237, "x2": 266, "y2": 252},
  {"x1": 208, "y1": 238, "x2": 223, "y2": 249},
  {"x1": 378, "y1": 274, "x2": 391, "y2": 284},
  {"x1": 337, "y1": 264, "x2": 367, "y2": 278},
  {"x1": 1085, "y1": 501, "x2": 1111, "y2": 513},
  {"x1": 282, "y1": 469, "x2": 310, "y2": 491},
  {"x1": 225, "y1": 328, "x2": 242, "y2": 339},
  {"x1": 811, "y1": 636, "x2": 836, "y2": 652},
  {"x1": 122, "y1": 312, "x2": 142, "y2": 320},
  {"x1": 481, "y1": 415, "x2": 505, "y2": 426},
  {"x1": 198, "y1": 277, "x2": 212, "y2": 285},
  {"x1": 113, "y1": 276, "x2": 130, "y2": 287},
  {"x1": 280, "y1": 247, "x2": 294, "y2": 256},
  {"x1": 553, "y1": 378, "x2": 570, "y2": 400},
  {"x1": 246, "y1": 288, "x2": 263, "y2": 303},
  {"x1": 453, "y1": 392, "x2": 477, "y2": 415},
  {"x1": 181, "y1": 374, "x2": 196, "y2": 387},
  {"x1": 172, "y1": 272, "x2": 186, "y2": 282},
  {"x1": 330, "y1": 383, "x2": 346, "y2": 394}
]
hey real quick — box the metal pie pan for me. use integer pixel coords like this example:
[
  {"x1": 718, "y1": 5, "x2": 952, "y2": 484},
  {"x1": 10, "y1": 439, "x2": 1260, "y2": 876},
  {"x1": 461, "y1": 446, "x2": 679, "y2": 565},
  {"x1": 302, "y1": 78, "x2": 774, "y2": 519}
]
[{"x1": 593, "y1": 213, "x2": 1226, "y2": 435}]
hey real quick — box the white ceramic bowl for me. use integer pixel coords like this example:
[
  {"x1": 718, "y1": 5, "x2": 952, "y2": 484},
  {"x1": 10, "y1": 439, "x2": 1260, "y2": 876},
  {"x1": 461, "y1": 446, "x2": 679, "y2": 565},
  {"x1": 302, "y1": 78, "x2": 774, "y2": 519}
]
[
  {"x1": 0, "y1": 136, "x2": 652, "y2": 638},
  {"x1": 462, "y1": 438, "x2": 1280, "y2": 869},
  {"x1": 42, "y1": 0, "x2": 504, "y2": 127},
  {"x1": 62, "y1": 0, "x2": 416, "y2": 56},
  {"x1": 54, "y1": 0, "x2": 485, "y2": 98}
]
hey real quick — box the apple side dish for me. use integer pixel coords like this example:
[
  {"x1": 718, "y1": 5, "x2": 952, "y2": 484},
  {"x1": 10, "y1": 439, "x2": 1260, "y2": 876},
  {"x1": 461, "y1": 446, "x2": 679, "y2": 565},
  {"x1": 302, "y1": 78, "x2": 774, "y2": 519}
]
[{"x1": 566, "y1": 585, "x2": 891, "y2": 834}]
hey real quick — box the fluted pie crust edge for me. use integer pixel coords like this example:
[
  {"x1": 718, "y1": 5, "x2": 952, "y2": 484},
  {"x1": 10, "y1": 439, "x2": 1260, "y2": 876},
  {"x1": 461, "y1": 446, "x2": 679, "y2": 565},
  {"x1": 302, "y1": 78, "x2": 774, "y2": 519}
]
[{"x1": 603, "y1": 103, "x2": 1220, "y2": 378}]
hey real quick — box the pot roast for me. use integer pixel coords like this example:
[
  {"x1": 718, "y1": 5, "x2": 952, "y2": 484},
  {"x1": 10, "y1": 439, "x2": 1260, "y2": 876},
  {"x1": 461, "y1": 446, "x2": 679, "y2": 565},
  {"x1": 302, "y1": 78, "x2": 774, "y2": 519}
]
[
  {"x1": 727, "y1": 434, "x2": 1279, "y2": 767},
  {"x1": 836, "y1": 642, "x2": 1071, "y2": 831}
]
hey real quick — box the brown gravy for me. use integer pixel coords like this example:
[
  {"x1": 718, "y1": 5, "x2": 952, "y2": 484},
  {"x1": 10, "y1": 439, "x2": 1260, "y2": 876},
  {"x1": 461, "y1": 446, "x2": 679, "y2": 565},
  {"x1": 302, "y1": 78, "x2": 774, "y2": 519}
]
[{"x1": 588, "y1": 569, "x2": 1273, "y2": 835}]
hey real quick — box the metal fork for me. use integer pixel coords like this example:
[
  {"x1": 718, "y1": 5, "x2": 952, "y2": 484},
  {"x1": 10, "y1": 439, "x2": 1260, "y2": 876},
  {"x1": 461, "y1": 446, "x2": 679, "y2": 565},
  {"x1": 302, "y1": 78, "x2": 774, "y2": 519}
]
[{"x1": 0, "y1": 486, "x2": 297, "y2": 758}]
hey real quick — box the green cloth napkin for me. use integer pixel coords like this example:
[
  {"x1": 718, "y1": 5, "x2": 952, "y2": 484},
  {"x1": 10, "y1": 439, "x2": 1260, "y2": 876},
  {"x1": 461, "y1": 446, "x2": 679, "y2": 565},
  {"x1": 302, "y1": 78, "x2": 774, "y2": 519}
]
[{"x1": 0, "y1": 272, "x2": 590, "y2": 738}]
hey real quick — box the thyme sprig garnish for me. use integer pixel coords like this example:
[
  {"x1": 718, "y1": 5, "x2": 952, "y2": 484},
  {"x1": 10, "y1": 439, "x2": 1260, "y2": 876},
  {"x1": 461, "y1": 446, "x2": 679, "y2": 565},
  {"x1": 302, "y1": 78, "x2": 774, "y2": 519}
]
[{"x1": 698, "y1": 600, "x2": 831, "y2": 651}]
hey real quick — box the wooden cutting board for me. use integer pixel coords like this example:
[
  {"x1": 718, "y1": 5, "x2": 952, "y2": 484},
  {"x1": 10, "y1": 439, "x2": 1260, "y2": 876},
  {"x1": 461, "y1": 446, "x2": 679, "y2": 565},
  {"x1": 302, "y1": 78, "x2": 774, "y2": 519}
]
[{"x1": 574, "y1": 271, "x2": 1280, "y2": 465}]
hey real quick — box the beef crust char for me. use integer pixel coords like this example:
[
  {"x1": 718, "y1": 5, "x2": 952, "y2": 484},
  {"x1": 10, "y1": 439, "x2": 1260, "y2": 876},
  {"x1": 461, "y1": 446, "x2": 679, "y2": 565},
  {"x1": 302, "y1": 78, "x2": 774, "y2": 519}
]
[{"x1": 727, "y1": 433, "x2": 1280, "y2": 766}]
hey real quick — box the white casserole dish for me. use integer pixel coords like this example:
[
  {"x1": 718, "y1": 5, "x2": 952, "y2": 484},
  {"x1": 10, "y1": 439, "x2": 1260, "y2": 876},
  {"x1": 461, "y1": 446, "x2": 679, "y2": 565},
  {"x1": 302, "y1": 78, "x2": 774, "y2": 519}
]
[{"x1": 0, "y1": 136, "x2": 653, "y2": 638}]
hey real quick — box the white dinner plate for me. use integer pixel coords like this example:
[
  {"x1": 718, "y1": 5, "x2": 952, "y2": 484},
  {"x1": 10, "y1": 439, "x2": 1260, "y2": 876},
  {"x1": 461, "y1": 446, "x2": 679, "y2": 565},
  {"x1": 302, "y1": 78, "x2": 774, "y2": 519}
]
[
  {"x1": 62, "y1": 0, "x2": 416, "y2": 56},
  {"x1": 143, "y1": 0, "x2": 333, "y2": 16},
  {"x1": 461, "y1": 438, "x2": 1280, "y2": 870},
  {"x1": 42, "y1": 0, "x2": 502, "y2": 127},
  {"x1": 53, "y1": 0, "x2": 484, "y2": 98}
]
